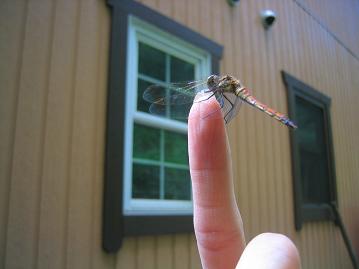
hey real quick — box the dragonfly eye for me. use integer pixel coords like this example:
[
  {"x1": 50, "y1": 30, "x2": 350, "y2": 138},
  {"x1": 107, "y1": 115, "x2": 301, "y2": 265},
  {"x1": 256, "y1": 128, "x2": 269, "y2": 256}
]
[{"x1": 207, "y1": 75, "x2": 219, "y2": 89}]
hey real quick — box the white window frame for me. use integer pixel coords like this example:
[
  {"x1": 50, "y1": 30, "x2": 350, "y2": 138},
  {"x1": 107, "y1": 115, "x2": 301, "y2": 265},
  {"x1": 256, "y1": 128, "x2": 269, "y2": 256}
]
[{"x1": 123, "y1": 16, "x2": 211, "y2": 216}]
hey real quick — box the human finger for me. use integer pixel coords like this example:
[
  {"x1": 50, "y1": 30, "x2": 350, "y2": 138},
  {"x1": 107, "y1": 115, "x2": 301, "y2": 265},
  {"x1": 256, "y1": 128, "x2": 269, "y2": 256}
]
[
  {"x1": 188, "y1": 96, "x2": 246, "y2": 269},
  {"x1": 236, "y1": 233, "x2": 301, "y2": 269}
]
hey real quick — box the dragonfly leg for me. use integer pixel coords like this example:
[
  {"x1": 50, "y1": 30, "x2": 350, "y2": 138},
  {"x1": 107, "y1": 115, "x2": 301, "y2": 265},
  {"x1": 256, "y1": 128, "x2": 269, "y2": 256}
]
[
  {"x1": 222, "y1": 93, "x2": 234, "y2": 123},
  {"x1": 199, "y1": 93, "x2": 224, "y2": 120},
  {"x1": 194, "y1": 91, "x2": 216, "y2": 103},
  {"x1": 218, "y1": 94, "x2": 224, "y2": 108}
]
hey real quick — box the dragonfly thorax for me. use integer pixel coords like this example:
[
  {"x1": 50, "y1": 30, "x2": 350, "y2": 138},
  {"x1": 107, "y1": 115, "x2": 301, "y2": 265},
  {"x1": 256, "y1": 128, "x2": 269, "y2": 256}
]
[
  {"x1": 218, "y1": 75, "x2": 241, "y2": 93},
  {"x1": 207, "y1": 75, "x2": 242, "y2": 93}
]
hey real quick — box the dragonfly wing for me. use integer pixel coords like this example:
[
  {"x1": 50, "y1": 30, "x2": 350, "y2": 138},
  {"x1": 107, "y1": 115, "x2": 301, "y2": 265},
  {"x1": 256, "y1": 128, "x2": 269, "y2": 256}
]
[
  {"x1": 149, "y1": 102, "x2": 191, "y2": 120},
  {"x1": 143, "y1": 85, "x2": 166, "y2": 104},
  {"x1": 216, "y1": 92, "x2": 225, "y2": 108},
  {"x1": 148, "y1": 102, "x2": 166, "y2": 116},
  {"x1": 170, "y1": 103, "x2": 193, "y2": 119},
  {"x1": 143, "y1": 80, "x2": 207, "y2": 120},
  {"x1": 169, "y1": 90, "x2": 196, "y2": 105},
  {"x1": 143, "y1": 81, "x2": 205, "y2": 105},
  {"x1": 221, "y1": 92, "x2": 243, "y2": 123}
]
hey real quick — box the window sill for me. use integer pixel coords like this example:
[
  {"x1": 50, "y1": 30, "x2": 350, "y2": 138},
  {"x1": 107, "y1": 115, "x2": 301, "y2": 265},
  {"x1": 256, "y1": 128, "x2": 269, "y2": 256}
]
[
  {"x1": 124, "y1": 215, "x2": 193, "y2": 236},
  {"x1": 301, "y1": 203, "x2": 335, "y2": 222}
]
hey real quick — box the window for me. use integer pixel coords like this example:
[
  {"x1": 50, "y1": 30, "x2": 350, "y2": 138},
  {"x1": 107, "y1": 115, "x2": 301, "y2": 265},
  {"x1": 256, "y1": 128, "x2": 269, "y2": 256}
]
[
  {"x1": 104, "y1": 0, "x2": 222, "y2": 252},
  {"x1": 282, "y1": 71, "x2": 337, "y2": 230},
  {"x1": 124, "y1": 17, "x2": 211, "y2": 215}
]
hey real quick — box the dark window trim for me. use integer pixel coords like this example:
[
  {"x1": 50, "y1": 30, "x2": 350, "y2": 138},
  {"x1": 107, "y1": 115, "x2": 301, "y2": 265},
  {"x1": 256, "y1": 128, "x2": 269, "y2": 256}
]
[
  {"x1": 103, "y1": 0, "x2": 223, "y2": 253},
  {"x1": 282, "y1": 71, "x2": 337, "y2": 231}
]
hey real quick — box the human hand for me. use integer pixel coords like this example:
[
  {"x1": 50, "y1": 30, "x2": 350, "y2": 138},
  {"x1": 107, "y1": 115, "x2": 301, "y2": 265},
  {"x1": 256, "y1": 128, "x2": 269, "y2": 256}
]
[{"x1": 188, "y1": 97, "x2": 301, "y2": 269}]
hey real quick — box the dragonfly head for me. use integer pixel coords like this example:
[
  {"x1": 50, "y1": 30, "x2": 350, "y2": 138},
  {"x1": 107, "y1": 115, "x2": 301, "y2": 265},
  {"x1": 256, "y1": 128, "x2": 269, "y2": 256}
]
[{"x1": 207, "y1": 75, "x2": 220, "y2": 90}]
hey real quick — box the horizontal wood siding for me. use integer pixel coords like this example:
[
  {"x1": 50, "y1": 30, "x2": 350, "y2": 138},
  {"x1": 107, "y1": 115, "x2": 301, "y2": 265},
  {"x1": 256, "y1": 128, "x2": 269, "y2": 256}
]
[{"x1": 0, "y1": 0, "x2": 358, "y2": 268}]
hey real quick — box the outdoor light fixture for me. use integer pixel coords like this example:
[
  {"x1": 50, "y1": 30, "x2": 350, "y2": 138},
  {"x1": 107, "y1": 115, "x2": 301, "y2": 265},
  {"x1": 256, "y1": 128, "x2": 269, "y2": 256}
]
[
  {"x1": 227, "y1": 0, "x2": 240, "y2": 6},
  {"x1": 260, "y1": 9, "x2": 277, "y2": 29}
]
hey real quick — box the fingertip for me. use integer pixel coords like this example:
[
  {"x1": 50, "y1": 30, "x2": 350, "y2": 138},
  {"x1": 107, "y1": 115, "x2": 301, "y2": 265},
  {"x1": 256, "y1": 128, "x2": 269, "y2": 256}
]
[
  {"x1": 188, "y1": 95, "x2": 222, "y2": 125},
  {"x1": 188, "y1": 97, "x2": 227, "y2": 170}
]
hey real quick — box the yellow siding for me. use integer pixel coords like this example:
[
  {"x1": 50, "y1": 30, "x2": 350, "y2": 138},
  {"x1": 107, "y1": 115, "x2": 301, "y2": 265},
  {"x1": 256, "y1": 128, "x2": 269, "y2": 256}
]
[
  {"x1": 0, "y1": 0, "x2": 358, "y2": 268},
  {"x1": 296, "y1": 0, "x2": 359, "y2": 57}
]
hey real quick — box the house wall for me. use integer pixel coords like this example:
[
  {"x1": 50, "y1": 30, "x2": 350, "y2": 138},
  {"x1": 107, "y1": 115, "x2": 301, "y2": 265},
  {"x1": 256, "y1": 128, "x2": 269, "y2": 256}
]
[
  {"x1": 296, "y1": 0, "x2": 359, "y2": 57},
  {"x1": 0, "y1": 0, "x2": 358, "y2": 268}
]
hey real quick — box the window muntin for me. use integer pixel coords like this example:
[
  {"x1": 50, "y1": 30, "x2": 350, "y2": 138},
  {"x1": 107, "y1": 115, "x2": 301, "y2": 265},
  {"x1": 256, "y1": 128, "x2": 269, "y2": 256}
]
[
  {"x1": 132, "y1": 124, "x2": 190, "y2": 200},
  {"x1": 123, "y1": 17, "x2": 210, "y2": 215}
]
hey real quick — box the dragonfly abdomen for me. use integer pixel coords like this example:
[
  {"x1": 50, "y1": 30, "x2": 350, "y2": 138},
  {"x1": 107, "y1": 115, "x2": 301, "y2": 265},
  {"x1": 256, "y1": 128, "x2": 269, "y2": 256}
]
[{"x1": 236, "y1": 87, "x2": 297, "y2": 129}]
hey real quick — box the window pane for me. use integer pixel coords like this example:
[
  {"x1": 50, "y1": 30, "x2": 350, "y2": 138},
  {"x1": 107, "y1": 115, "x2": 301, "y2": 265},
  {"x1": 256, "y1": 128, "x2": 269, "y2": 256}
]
[
  {"x1": 164, "y1": 168, "x2": 191, "y2": 200},
  {"x1": 169, "y1": 102, "x2": 192, "y2": 122},
  {"x1": 164, "y1": 130, "x2": 188, "y2": 164},
  {"x1": 170, "y1": 56, "x2": 195, "y2": 82},
  {"x1": 295, "y1": 96, "x2": 330, "y2": 203},
  {"x1": 138, "y1": 42, "x2": 166, "y2": 81},
  {"x1": 137, "y1": 79, "x2": 152, "y2": 113},
  {"x1": 132, "y1": 163, "x2": 160, "y2": 199},
  {"x1": 169, "y1": 56, "x2": 194, "y2": 122},
  {"x1": 133, "y1": 124, "x2": 160, "y2": 160}
]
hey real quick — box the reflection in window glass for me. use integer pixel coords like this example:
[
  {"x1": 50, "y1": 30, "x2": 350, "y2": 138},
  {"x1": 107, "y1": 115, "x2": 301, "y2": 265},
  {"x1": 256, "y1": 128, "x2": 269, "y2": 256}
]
[
  {"x1": 137, "y1": 43, "x2": 195, "y2": 123},
  {"x1": 138, "y1": 42, "x2": 166, "y2": 80},
  {"x1": 295, "y1": 96, "x2": 330, "y2": 203},
  {"x1": 133, "y1": 124, "x2": 160, "y2": 160},
  {"x1": 170, "y1": 56, "x2": 195, "y2": 82},
  {"x1": 164, "y1": 131, "x2": 188, "y2": 164},
  {"x1": 132, "y1": 124, "x2": 190, "y2": 201},
  {"x1": 282, "y1": 72, "x2": 337, "y2": 228},
  {"x1": 170, "y1": 56, "x2": 195, "y2": 122},
  {"x1": 132, "y1": 39, "x2": 197, "y2": 203},
  {"x1": 132, "y1": 163, "x2": 160, "y2": 199},
  {"x1": 137, "y1": 79, "x2": 152, "y2": 113},
  {"x1": 164, "y1": 168, "x2": 191, "y2": 200}
]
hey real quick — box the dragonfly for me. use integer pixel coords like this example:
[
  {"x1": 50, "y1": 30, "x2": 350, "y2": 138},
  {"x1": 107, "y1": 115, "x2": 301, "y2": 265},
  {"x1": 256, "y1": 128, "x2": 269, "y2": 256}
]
[{"x1": 143, "y1": 74, "x2": 297, "y2": 129}]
